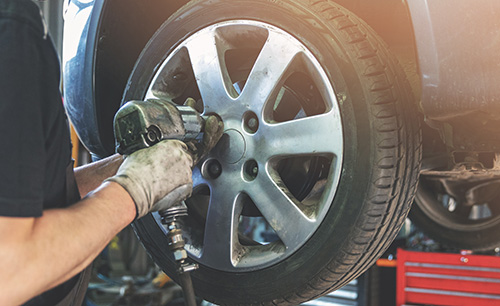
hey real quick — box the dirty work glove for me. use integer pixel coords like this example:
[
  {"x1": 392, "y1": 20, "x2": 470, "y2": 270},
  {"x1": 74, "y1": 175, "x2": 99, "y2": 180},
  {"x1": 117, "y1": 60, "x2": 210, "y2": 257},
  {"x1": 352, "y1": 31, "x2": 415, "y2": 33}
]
[
  {"x1": 184, "y1": 98, "x2": 225, "y2": 164},
  {"x1": 105, "y1": 140, "x2": 193, "y2": 219}
]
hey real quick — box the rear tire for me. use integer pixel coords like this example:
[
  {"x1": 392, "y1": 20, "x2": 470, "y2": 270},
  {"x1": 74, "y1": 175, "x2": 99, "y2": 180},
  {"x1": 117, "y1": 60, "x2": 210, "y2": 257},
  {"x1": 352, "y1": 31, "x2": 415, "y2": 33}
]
[
  {"x1": 125, "y1": 0, "x2": 421, "y2": 304},
  {"x1": 410, "y1": 177, "x2": 500, "y2": 251}
]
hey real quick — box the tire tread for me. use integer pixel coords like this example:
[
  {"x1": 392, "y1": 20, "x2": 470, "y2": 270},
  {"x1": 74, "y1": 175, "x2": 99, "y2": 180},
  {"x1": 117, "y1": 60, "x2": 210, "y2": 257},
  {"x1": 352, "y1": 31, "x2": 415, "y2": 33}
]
[{"x1": 268, "y1": 0, "x2": 421, "y2": 303}]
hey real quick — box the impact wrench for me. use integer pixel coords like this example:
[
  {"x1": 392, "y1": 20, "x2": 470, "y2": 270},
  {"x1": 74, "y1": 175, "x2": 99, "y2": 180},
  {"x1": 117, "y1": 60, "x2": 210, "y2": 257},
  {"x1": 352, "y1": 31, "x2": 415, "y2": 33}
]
[{"x1": 113, "y1": 98, "x2": 212, "y2": 306}]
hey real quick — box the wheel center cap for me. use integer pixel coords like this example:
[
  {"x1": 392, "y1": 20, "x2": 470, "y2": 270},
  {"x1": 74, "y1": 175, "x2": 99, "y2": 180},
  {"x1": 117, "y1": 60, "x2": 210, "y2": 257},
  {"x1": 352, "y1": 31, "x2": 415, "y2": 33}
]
[{"x1": 215, "y1": 129, "x2": 246, "y2": 164}]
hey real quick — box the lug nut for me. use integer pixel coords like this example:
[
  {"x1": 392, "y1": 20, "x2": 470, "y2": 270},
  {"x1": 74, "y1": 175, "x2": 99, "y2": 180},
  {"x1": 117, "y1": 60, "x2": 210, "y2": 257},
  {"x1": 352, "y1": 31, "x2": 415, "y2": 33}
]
[
  {"x1": 244, "y1": 160, "x2": 258, "y2": 181},
  {"x1": 205, "y1": 159, "x2": 222, "y2": 179},
  {"x1": 248, "y1": 118, "x2": 258, "y2": 130},
  {"x1": 243, "y1": 111, "x2": 259, "y2": 134}
]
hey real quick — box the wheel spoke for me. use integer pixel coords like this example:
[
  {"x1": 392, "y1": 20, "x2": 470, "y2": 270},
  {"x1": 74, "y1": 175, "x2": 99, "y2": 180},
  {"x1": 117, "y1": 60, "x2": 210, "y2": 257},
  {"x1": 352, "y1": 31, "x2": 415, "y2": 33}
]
[
  {"x1": 239, "y1": 31, "x2": 302, "y2": 112},
  {"x1": 201, "y1": 175, "x2": 242, "y2": 268},
  {"x1": 245, "y1": 169, "x2": 315, "y2": 249},
  {"x1": 185, "y1": 30, "x2": 236, "y2": 113},
  {"x1": 258, "y1": 112, "x2": 342, "y2": 159}
]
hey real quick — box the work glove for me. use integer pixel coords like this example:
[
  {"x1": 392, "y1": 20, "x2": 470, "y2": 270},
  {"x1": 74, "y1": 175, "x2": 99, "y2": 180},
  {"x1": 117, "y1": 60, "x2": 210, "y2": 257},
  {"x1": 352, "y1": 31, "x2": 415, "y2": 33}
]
[
  {"x1": 106, "y1": 140, "x2": 193, "y2": 219},
  {"x1": 184, "y1": 98, "x2": 225, "y2": 164}
]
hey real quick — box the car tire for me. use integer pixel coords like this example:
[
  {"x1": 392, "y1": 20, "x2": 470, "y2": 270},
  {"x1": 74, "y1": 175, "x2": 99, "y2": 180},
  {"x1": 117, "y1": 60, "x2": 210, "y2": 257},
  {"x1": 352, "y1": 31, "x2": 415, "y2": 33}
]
[
  {"x1": 410, "y1": 177, "x2": 500, "y2": 251},
  {"x1": 124, "y1": 0, "x2": 421, "y2": 304}
]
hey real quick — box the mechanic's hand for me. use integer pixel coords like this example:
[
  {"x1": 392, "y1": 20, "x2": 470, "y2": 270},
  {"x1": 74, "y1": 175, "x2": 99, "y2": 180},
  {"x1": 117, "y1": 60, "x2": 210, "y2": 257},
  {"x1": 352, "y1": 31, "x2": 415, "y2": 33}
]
[
  {"x1": 184, "y1": 98, "x2": 224, "y2": 164},
  {"x1": 105, "y1": 140, "x2": 193, "y2": 219}
]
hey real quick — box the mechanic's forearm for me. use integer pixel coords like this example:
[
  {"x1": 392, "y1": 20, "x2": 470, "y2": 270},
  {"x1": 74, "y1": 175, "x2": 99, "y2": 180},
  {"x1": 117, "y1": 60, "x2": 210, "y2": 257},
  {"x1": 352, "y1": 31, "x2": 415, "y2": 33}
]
[
  {"x1": 0, "y1": 182, "x2": 135, "y2": 306},
  {"x1": 74, "y1": 154, "x2": 123, "y2": 198}
]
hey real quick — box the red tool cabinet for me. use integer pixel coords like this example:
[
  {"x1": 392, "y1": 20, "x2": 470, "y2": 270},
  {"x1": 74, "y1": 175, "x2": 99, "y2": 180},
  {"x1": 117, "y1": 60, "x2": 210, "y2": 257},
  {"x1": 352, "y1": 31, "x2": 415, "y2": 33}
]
[{"x1": 396, "y1": 249, "x2": 500, "y2": 306}]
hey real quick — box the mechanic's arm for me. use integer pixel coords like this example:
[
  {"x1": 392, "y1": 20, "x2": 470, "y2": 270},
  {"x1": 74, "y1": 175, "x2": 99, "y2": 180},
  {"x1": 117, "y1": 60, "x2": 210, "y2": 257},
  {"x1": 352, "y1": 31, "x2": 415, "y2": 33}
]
[
  {"x1": 0, "y1": 140, "x2": 193, "y2": 306},
  {"x1": 0, "y1": 182, "x2": 135, "y2": 306},
  {"x1": 74, "y1": 153, "x2": 123, "y2": 198}
]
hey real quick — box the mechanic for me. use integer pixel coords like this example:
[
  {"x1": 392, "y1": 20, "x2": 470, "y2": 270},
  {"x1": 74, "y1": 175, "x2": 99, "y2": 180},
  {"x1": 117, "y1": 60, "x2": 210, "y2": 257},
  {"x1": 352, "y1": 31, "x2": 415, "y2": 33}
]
[{"x1": 0, "y1": 0, "x2": 222, "y2": 305}]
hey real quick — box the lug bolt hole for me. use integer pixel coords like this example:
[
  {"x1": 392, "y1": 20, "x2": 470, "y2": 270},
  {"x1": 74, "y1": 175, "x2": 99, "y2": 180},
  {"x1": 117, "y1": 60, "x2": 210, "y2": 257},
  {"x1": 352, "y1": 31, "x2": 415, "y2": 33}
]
[
  {"x1": 244, "y1": 160, "x2": 259, "y2": 181},
  {"x1": 203, "y1": 159, "x2": 222, "y2": 179},
  {"x1": 243, "y1": 111, "x2": 259, "y2": 134}
]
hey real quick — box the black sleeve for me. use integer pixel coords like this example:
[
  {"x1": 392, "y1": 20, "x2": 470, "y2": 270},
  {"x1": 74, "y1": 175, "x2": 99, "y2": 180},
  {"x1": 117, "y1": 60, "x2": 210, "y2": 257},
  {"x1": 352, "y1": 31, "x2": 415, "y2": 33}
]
[{"x1": 0, "y1": 17, "x2": 46, "y2": 217}]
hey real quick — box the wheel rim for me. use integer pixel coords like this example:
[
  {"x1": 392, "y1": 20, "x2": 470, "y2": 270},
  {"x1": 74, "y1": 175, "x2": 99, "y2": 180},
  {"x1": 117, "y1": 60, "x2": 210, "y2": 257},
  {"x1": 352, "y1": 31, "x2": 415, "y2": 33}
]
[
  {"x1": 416, "y1": 177, "x2": 500, "y2": 232},
  {"x1": 144, "y1": 20, "x2": 343, "y2": 272}
]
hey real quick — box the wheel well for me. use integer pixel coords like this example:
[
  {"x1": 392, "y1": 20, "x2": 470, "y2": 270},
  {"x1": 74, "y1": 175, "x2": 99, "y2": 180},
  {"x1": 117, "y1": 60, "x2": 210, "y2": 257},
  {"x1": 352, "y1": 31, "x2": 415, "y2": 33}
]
[{"x1": 93, "y1": 0, "x2": 190, "y2": 156}]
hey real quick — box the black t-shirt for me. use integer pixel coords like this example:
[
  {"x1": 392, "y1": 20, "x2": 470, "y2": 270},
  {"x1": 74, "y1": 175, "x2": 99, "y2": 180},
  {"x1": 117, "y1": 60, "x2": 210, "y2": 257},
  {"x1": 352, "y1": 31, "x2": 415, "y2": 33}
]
[{"x1": 0, "y1": 0, "x2": 79, "y2": 304}]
